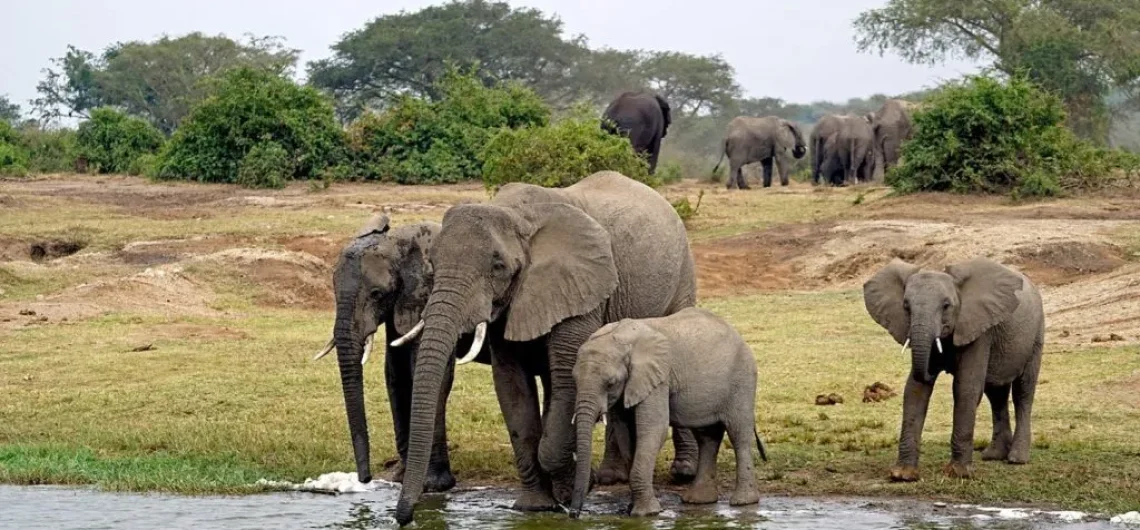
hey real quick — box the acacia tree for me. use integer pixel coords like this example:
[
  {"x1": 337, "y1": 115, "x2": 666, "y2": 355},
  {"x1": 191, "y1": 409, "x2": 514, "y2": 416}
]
[
  {"x1": 854, "y1": 0, "x2": 1140, "y2": 143},
  {"x1": 0, "y1": 96, "x2": 21, "y2": 124},
  {"x1": 638, "y1": 51, "x2": 740, "y2": 117}
]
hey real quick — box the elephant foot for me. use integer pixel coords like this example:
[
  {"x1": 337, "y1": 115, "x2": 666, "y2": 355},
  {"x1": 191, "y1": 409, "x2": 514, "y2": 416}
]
[
  {"x1": 981, "y1": 437, "x2": 1012, "y2": 461},
  {"x1": 550, "y1": 473, "x2": 576, "y2": 506},
  {"x1": 596, "y1": 464, "x2": 629, "y2": 486},
  {"x1": 669, "y1": 459, "x2": 697, "y2": 485},
  {"x1": 942, "y1": 461, "x2": 974, "y2": 479},
  {"x1": 889, "y1": 465, "x2": 920, "y2": 482},
  {"x1": 682, "y1": 481, "x2": 719, "y2": 504},
  {"x1": 1006, "y1": 445, "x2": 1030, "y2": 465},
  {"x1": 424, "y1": 466, "x2": 457, "y2": 493},
  {"x1": 630, "y1": 496, "x2": 662, "y2": 517},
  {"x1": 512, "y1": 489, "x2": 560, "y2": 513},
  {"x1": 729, "y1": 487, "x2": 760, "y2": 506}
]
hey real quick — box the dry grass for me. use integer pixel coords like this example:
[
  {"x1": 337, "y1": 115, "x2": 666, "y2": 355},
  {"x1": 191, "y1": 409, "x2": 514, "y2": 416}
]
[{"x1": 1, "y1": 175, "x2": 1139, "y2": 513}]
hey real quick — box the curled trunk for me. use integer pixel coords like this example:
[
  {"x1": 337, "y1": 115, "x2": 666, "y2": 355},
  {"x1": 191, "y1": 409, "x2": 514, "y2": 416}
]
[{"x1": 333, "y1": 276, "x2": 372, "y2": 482}]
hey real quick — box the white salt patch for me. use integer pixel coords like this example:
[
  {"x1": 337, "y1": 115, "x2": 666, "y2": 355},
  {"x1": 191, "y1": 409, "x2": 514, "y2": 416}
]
[
  {"x1": 1113, "y1": 512, "x2": 1140, "y2": 525},
  {"x1": 255, "y1": 472, "x2": 396, "y2": 493},
  {"x1": 1050, "y1": 511, "x2": 1086, "y2": 522}
]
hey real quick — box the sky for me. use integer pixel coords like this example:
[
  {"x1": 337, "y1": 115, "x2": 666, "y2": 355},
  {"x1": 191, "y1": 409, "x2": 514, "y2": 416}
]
[{"x1": 0, "y1": 0, "x2": 983, "y2": 112}]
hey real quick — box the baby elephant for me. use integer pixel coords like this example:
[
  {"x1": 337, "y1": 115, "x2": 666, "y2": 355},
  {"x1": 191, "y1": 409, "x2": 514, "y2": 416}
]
[
  {"x1": 569, "y1": 307, "x2": 767, "y2": 518},
  {"x1": 863, "y1": 258, "x2": 1045, "y2": 482}
]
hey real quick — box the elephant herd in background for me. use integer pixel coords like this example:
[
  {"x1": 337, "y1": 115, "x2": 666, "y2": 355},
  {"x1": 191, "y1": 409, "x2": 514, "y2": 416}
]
[{"x1": 311, "y1": 92, "x2": 1045, "y2": 525}]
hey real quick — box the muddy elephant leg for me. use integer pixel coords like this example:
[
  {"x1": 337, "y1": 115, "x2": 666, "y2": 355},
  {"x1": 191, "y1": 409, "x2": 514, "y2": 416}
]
[
  {"x1": 492, "y1": 345, "x2": 556, "y2": 511},
  {"x1": 760, "y1": 158, "x2": 774, "y2": 188},
  {"x1": 946, "y1": 346, "x2": 988, "y2": 478},
  {"x1": 597, "y1": 415, "x2": 632, "y2": 485},
  {"x1": 1008, "y1": 348, "x2": 1042, "y2": 464},
  {"x1": 891, "y1": 374, "x2": 937, "y2": 481},
  {"x1": 981, "y1": 383, "x2": 1013, "y2": 461},
  {"x1": 669, "y1": 427, "x2": 698, "y2": 484},
  {"x1": 682, "y1": 424, "x2": 724, "y2": 504},
  {"x1": 383, "y1": 343, "x2": 412, "y2": 483}
]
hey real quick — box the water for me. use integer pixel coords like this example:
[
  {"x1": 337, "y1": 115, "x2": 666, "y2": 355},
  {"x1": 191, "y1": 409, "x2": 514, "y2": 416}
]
[{"x1": 0, "y1": 484, "x2": 1127, "y2": 530}]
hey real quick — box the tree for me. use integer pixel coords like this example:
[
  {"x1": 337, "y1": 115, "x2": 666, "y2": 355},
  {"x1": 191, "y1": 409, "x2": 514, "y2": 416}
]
[
  {"x1": 308, "y1": 0, "x2": 584, "y2": 120},
  {"x1": 0, "y1": 95, "x2": 20, "y2": 124},
  {"x1": 854, "y1": 0, "x2": 1140, "y2": 143},
  {"x1": 32, "y1": 45, "x2": 102, "y2": 123},
  {"x1": 638, "y1": 51, "x2": 740, "y2": 117}
]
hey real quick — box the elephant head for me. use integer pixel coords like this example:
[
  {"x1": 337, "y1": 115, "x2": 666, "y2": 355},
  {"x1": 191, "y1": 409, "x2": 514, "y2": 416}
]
[
  {"x1": 783, "y1": 119, "x2": 808, "y2": 159},
  {"x1": 569, "y1": 320, "x2": 670, "y2": 517},
  {"x1": 394, "y1": 200, "x2": 619, "y2": 524},
  {"x1": 654, "y1": 93, "x2": 672, "y2": 138},
  {"x1": 316, "y1": 214, "x2": 436, "y2": 484},
  {"x1": 863, "y1": 258, "x2": 1024, "y2": 383}
]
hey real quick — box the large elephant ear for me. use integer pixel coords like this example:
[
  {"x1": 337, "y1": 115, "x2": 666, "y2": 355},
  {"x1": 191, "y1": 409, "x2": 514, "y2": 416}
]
[
  {"x1": 863, "y1": 259, "x2": 921, "y2": 345},
  {"x1": 946, "y1": 258, "x2": 1024, "y2": 346},
  {"x1": 504, "y1": 203, "x2": 618, "y2": 342},
  {"x1": 654, "y1": 93, "x2": 672, "y2": 137},
  {"x1": 393, "y1": 225, "x2": 436, "y2": 336},
  {"x1": 613, "y1": 321, "x2": 671, "y2": 408},
  {"x1": 355, "y1": 213, "x2": 390, "y2": 238}
]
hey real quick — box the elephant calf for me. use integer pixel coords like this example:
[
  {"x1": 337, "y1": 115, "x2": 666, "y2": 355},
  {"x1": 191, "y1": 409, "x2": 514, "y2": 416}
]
[
  {"x1": 569, "y1": 307, "x2": 767, "y2": 518},
  {"x1": 863, "y1": 258, "x2": 1045, "y2": 482}
]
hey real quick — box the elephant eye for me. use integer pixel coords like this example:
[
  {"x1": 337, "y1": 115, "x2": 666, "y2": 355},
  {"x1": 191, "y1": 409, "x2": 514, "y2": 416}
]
[
  {"x1": 903, "y1": 300, "x2": 911, "y2": 313},
  {"x1": 942, "y1": 300, "x2": 951, "y2": 310}
]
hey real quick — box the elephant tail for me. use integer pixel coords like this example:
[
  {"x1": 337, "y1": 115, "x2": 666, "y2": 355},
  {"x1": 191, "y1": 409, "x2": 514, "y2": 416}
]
[
  {"x1": 754, "y1": 427, "x2": 768, "y2": 462},
  {"x1": 711, "y1": 140, "x2": 728, "y2": 177}
]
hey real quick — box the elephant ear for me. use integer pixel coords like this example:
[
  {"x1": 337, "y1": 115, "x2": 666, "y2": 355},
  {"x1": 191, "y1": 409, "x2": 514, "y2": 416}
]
[
  {"x1": 654, "y1": 93, "x2": 672, "y2": 137},
  {"x1": 614, "y1": 321, "x2": 671, "y2": 409},
  {"x1": 946, "y1": 258, "x2": 1024, "y2": 346},
  {"x1": 393, "y1": 226, "x2": 435, "y2": 336},
  {"x1": 504, "y1": 203, "x2": 618, "y2": 342},
  {"x1": 863, "y1": 259, "x2": 921, "y2": 345},
  {"x1": 355, "y1": 213, "x2": 390, "y2": 238}
]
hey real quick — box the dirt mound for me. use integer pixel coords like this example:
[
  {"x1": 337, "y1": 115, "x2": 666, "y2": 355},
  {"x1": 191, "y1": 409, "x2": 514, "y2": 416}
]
[
  {"x1": 0, "y1": 236, "x2": 89, "y2": 262},
  {"x1": 193, "y1": 248, "x2": 333, "y2": 310},
  {"x1": 1013, "y1": 242, "x2": 1127, "y2": 286},
  {"x1": 1042, "y1": 263, "x2": 1140, "y2": 346},
  {"x1": 116, "y1": 236, "x2": 250, "y2": 266},
  {"x1": 693, "y1": 223, "x2": 834, "y2": 297},
  {"x1": 280, "y1": 234, "x2": 345, "y2": 266}
]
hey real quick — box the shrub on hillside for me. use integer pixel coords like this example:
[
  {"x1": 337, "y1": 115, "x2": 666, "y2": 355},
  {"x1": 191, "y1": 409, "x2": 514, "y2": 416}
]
[
  {"x1": 347, "y1": 68, "x2": 549, "y2": 184},
  {"x1": 76, "y1": 108, "x2": 164, "y2": 174},
  {"x1": 156, "y1": 67, "x2": 345, "y2": 183},
  {"x1": 887, "y1": 75, "x2": 1138, "y2": 197},
  {"x1": 20, "y1": 126, "x2": 79, "y2": 173},
  {"x1": 480, "y1": 106, "x2": 654, "y2": 191},
  {"x1": 236, "y1": 142, "x2": 291, "y2": 189}
]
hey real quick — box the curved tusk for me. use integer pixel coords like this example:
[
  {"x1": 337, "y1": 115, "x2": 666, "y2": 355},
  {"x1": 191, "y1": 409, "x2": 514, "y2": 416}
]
[
  {"x1": 312, "y1": 338, "x2": 335, "y2": 361},
  {"x1": 389, "y1": 320, "x2": 425, "y2": 347},
  {"x1": 900, "y1": 338, "x2": 910, "y2": 355},
  {"x1": 601, "y1": 413, "x2": 608, "y2": 426},
  {"x1": 456, "y1": 321, "x2": 487, "y2": 366},
  {"x1": 361, "y1": 334, "x2": 375, "y2": 365},
  {"x1": 936, "y1": 337, "x2": 943, "y2": 354}
]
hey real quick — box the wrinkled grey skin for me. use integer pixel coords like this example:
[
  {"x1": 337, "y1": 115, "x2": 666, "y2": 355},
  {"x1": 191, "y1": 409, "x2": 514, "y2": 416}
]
[
  {"x1": 601, "y1": 90, "x2": 671, "y2": 175},
  {"x1": 868, "y1": 99, "x2": 914, "y2": 180},
  {"x1": 811, "y1": 114, "x2": 876, "y2": 186},
  {"x1": 569, "y1": 308, "x2": 765, "y2": 518},
  {"x1": 863, "y1": 258, "x2": 1045, "y2": 482},
  {"x1": 713, "y1": 116, "x2": 807, "y2": 189},
  {"x1": 330, "y1": 215, "x2": 489, "y2": 494},
  {"x1": 393, "y1": 171, "x2": 698, "y2": 526}
]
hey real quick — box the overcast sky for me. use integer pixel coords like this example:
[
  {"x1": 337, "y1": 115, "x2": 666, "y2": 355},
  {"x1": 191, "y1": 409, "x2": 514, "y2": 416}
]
[{"x1": 1, "y1": 0, "x2": 982, "y2": 112}]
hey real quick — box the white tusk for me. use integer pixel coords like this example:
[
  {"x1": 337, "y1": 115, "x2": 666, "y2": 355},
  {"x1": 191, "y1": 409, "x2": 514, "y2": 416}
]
[
  {"x1": 361, "y1": 334, "x2": 374, "y2": 365},
  {"x1": 456, "y1": 322, "x2": 487, "y2": 366},
  {"x1": 389, "y1": 320, "x2": 425, "y2": 347},
  {"x1": 312, "y1": 338, "x2": 335, "y2": 361},
  {"x1": 900, "y1": 338, "x2": 910, "y2": 355},
  {"x1": 572, "y1": 452, "x2": 577, "y2": 462},
  {"x1": 936, "y1": 338, "x2": 943, "y2": 354},
  {"x1": 601, "y1": 413, "x2": 607, "y2": 426},
  {"x1": 571, "y1": 415, "x2": 576, "y2": 426}
]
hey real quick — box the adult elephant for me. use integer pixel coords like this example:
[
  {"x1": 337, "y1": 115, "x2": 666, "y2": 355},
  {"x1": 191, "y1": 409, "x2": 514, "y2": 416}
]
[
  {"x1": 392, "y1": 171, "x2": 698, "y2": 525},
  {"x1": 314, "y1": 214, "x2": 490, "y2": 493},
  {"x1": 712, "y1": 116, "x2": 807, "y2": 189},
  {"x1": 811, "y1": 114, "x2": 875, "y2": 186},
  {"x1": 868, "y1": 99, "x2": 914, "y2": 180},
  {"x1": 601, "y1": 90, "x2": 671, "y2": 174}
]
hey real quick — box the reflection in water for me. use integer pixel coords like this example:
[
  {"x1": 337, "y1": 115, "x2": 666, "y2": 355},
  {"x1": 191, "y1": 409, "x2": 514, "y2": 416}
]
[{"x1": 0, "y1": 485, "x2": 1117, "y2": 530}]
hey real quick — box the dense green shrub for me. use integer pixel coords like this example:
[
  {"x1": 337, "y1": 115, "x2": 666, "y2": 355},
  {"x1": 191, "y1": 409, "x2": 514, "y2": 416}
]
[
  {"x1": 0, "y1": 121, "x2": 29, "y2": 176},
  {"x1": 887, "y1": 75, "x2": 1138, "y2": 197},
  {"x1": 481, "y1": 106, "x2": 654, "y2": 190},
  {"x1": 19, "y1": 126, "x2": 79, "y2": 173},
  {"x1": 75, "y1": 108, "x2": 164, "y2": 174},
  {"x1": 157, "y1": 67, "x2": 345, "y2": 183},
  {"x1": 347, "y1": 68, "x2": 549, "y2": 184},
  {"x1": 236, "y1": 142, "x2": 291, "y2": 189}
]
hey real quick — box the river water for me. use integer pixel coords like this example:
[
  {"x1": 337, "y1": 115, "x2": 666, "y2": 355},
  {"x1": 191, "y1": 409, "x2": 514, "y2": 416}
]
[{"x1": 0, "y1": 484, "x2": 1129, "y2": 530}]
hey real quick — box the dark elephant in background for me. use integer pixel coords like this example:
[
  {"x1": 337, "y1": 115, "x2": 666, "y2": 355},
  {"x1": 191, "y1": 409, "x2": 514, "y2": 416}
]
[
  {"x1": 868, "y1": 99, "x2": 914, "y2": 180},
  {"x1": 391, "y1": 171, "x2": 699, "y2": 525},
  {"x1": 712, "y1": 116, "x2": 807, "y2": 189},
  {"x1": 314, "y1": 214, "x2": 489, "y2": 494},
  {"x1": 811, "y1": 114, "x2": 875, "y2": 186},
  {"x1": 601, "y1": 90, "x2": 672, "y2": 174}
]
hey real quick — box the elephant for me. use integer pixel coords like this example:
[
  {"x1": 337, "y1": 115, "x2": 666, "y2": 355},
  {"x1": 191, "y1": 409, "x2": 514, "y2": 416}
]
[
  {"x1": 712, "y1": 116, "x2": 807, "y2": 189},
  {"x1": 810, "y1": 113, "x2": 875, "y2": 186},
  {"x1": 601, "y1": 90, "x2": 671, "y2": 175},
  {"x1": 314, "y1": 214, "x2": 490, "y2": 494},
  {"x1": 868, "y1": 99, "x2": 914, "y2": 180},
  {"x1": 569, "y1": 307, "x2": 768, "y2": 518},
  {"x1": 863, "y1": 258, "x2": 1045, "y2": 482},
  {"x1": 391, "y1": 171, "x2": 699, "y2": 525}
]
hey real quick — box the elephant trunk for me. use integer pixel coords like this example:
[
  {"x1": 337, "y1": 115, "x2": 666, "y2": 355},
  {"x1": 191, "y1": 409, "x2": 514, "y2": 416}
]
[
  {"x1": 569, "y1": 399, "x2": 602, "y2": 518},
  {"x1": 908, "y1": 320, "x2": 939, "y2": 384},
  {"x1": 394, "y1": 286, "x2": 467, "y2": 526},
  {"x1": 333, "y1": 276, "x2": 371, "y2": 483}
]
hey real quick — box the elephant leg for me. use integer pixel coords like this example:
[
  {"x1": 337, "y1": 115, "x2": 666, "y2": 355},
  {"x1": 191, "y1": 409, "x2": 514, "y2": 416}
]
[
  {"x1": 669, "y1": 427, "x2": 698, "y2": 484},
  {"x1": 736, "y1": 166, "x2": 751, "y2": 189},
  {"x1": 597, "y1": 413, "x2": 632, "y2": 485},
  {"x1": 725, "y1": 162, "x2": 738, "y2": 190},
  {"x1": 682, "y1": 424, "x2": 724, "y2": 504},
  {"x1": 777, "y1": 156, "x2": 790, "y2": 186},
  {"x1": 647, "y1": 135, "x2": 662, "y2": 175},
  {"x1": 947, "y1": 347, "x2": 988, "y2": 478},
  {"x1": 492, "y1": 345, "x2": 557, "y2": 512},
  {"x1": 628, "y1": 391, "x2": 669, "y2": 517},
  {"x1": 891, "y1": 374, "x2": 937, "y2": 481},
  {"x1": 538, "y1": 311, "x2": 605, "y2": 505},
  {"x1": 981, "y1": 383, "x2": 1013, "y2": 461},
  {"x1": 725, "y1": 417, "x2": 759, "y2": 506},
  {"x1": 384, "y1": 344, "x2": 412, "y2": 483},
  {"x1": 1008, "y1": 349, "x2": 1042, "y2": 464},
  {"x1": 760, "y1": 158, "x2": 774, "y2": 188}
]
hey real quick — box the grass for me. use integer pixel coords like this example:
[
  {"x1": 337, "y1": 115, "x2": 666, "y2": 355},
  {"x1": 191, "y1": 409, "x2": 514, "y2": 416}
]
[{"x1": 1, "y1": 175, "x2": 1139, "y2": 514}]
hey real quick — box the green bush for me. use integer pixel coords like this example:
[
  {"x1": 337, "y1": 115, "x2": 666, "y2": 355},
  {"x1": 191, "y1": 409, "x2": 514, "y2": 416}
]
[
  {"x1": 76, "y1": 108, "x2": 164, "y2": 174},
  {"x1": 128, "y1": 153, "x2": 160, "y2": 178},
  {"x1": 481, "y1": 106, "x2": 654, "y2": 191},
  {"x1": 236, "y1": 142, "x2": 291, "y2": 189},
  {"x1": 0, "y1": 121, "x2": 29, "y2": 177},
  {"x1": 656, "y1": 161, "x2": 683, "y2": 184},
  {"x1": 347, "y1": 67, "x2": 549, "y2": 184},
  {"x1": 157, "y1": 67, "x2": 345, "y2": 184},
  {"x1": 19, "y1": 126, "x2": 79, "y2": 173},
  {"x1": 887, "y1": 75, "x2": 1138, "y2": 197}
]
